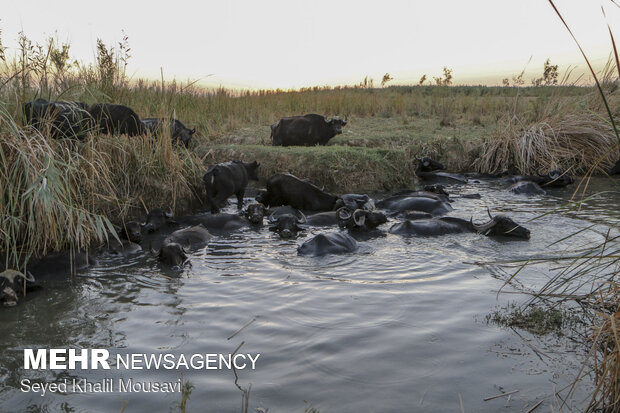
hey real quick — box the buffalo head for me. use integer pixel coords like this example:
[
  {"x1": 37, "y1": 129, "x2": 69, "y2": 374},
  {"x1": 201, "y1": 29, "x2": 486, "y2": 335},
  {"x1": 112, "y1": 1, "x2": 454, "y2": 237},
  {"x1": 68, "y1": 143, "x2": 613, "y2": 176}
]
[
  {"x1": 337, "y1": 208, "x2": 387, "y2": 230},
  {"x1": 538, "y1": 169, "x2": 574, "y2": 187},
  {"x1": 156, "y1": 242, "x2": 188, "y2": 266},
  {"x1": 325, "y1": 117, "x2": 347, "y2": 135},
  {"x1": 1, "y1": 270, "x2": 35, "y2": 307},
  {"x1": 172, "y1": 122, "x2": 196, "y2": 148},
  {"x1": 269, "y1": 211, "x2": 306, "y2": 238},
  {"x1": 471, "y1": 211, "x2": 530, "y2": 239},
  {"x1": 417, "y1": 157, "x2": 445, "y2": 173},
  {"x1": 142, "y1": 208, "x2": 176, "y2": 233},
  {"x1": 244, "y1": 203, "x2": 267, "y2": 225},
  {"x1": 121, "y1": 221, "x2": 143, "y2": 243}
]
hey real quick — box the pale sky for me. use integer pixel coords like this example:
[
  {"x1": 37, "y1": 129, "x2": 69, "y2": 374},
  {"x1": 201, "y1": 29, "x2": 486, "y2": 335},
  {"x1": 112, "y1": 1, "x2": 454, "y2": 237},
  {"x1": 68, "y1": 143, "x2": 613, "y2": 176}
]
[{"x1": 1, "y1": 0, "x2": 618, "y2": 89}]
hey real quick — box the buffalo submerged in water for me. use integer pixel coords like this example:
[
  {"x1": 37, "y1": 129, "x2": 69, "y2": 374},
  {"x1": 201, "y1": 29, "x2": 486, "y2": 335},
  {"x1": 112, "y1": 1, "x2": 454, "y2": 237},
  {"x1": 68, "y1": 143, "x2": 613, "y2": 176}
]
[
  {"x1": 297, "y1": 232, "x2": 358, "y2": 256},
  {"x1": 257, "y1": 173, "x2": 341, "y2": 212}
]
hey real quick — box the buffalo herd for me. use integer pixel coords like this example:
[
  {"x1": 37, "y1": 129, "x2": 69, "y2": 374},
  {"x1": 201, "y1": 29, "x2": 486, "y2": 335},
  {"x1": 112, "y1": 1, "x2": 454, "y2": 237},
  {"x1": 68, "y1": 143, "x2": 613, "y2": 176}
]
[
  {"x1": 22, "y1": 99, "x2": 195, "y2": 146},
  {"x1": 4, "y1": 103, "x2": 619, "y2": 307}
]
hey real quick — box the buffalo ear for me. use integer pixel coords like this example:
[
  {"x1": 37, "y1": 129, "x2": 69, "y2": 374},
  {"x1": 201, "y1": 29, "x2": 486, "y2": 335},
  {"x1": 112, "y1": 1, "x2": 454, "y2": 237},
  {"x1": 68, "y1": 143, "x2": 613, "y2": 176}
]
[{"x1": 190, "y1": 127, "x2": 196, "y2": 135}]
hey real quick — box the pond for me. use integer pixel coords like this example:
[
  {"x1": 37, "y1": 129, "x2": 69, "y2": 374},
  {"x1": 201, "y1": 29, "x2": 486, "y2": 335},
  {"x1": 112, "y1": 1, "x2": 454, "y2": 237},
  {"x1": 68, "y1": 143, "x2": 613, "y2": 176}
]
[{"x1": 1, "y1": 177, "x2": 618, "y2": 412}]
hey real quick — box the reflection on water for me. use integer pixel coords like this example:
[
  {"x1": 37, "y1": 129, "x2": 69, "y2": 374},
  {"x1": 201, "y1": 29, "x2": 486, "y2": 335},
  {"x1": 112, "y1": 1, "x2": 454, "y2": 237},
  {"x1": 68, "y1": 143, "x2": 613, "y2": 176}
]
[{"x1": 0, "y1": 178, "x2": 618, "y2": 412}]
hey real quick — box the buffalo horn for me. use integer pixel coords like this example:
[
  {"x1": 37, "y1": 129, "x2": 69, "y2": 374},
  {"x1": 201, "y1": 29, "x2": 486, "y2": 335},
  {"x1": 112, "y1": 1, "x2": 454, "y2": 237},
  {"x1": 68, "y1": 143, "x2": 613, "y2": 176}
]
[
  {"x1": 296, "y1": 211, "x2": 307, "y2": 224},
  {"x1": 336, "y1": 207, "x2": 352, "y2": 220},
  {"x1": 353, "y1": 210, "x2": 366, "y2": 227}
]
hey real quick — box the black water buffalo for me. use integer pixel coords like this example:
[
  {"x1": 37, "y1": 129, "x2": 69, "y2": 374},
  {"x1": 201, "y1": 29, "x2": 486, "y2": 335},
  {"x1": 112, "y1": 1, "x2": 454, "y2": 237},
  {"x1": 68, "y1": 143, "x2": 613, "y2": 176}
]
[
  {"x1": 182, "y1": 213, "x2": 250, "y2": 234},
  {"x1": 203, "y1": 160, "x2": 260, "y2": 213},
  {"x1": 142, "y1": 208, "x2": 177, "y2": 233},
  {"x1": 509, "y1": 181, "x2": 546, "y2": 195},
  {"x1": 268, "y1": 210, "x2": 306, "y2": 238},
  {"x1": 256, "y1": 173, "x2": 340, "y2": 211},
  {"x1": 339, "y1": 194, "x2": 375, "y2": 210},
  {"x1": 389, "y1": 213, "x2": 530, "y2": 239},
  {"x1": 1, "y1": 270, "x2": 35, "y2": 307},
  {"x1": 376, "y1": 195, "x2": 453, "y2": 216},
  {"x1": 243, "y1": 203, "x2": 268, "y2": 225},
  {"x1": 164, "y1": 225, "x2": 212, "y2": 246},
  {"x1": 23, "y1": 99, "x2": 93, "y2": 139},
  {"x1": 270, "y1": 114, "x2": 347, "y2": 146},
  {"x1": 142, "y1": 118, "x2": 196, "y2": 147},
  {"x1": 501, "y1": 169, "x2": 574, "y2": 188},
  {"x1": 415, "y1": 157, "x2": 445, "y2": 173},
  {"x1": 120, "y1": 221, "x2": 143, "y2": 243},
  {"x1": 28, "y1": 251, "x2": 95, "y2": 277},
  {"x1": 297, "y1": 232, "x2": 358, "y2": 256},
  {"x1": 88, "y1": 103, "x2": 146, "y2": 136},
  {"x1": 156, "y1": 242, "x2": 188, "y2": 267},
  {"x1": 336, "y1": 208, "x2": 387, "y2": 231},
  {"x1": 390, "y1": 210, "x2": 434, "y2": 220},
  {"x1": 305, "y1": 211, "x2": 339, "y2": 226},
  {"x1": 611, "y1": 160, "x2": 620, "y2": 175},
  {"x1": 535, "y1": 170, "x2": 574, "y2": 188},
  {"x1": 104, "y1": 238, "x2": 142, "y2": 256}
]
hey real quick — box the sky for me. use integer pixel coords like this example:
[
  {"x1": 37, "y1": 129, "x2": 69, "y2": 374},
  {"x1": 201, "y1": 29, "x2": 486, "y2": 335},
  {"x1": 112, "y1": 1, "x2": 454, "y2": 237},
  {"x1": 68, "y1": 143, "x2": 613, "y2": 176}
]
[{"x1": 1, "y1": 0, "x2": 618, "y2": 90}]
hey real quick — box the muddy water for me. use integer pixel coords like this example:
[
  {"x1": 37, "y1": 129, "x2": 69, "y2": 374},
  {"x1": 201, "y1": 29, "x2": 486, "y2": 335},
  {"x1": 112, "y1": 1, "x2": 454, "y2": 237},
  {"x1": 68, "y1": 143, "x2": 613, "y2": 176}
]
[{"x1": 1, "y1": 178, "x2": 618, "y2": 413}]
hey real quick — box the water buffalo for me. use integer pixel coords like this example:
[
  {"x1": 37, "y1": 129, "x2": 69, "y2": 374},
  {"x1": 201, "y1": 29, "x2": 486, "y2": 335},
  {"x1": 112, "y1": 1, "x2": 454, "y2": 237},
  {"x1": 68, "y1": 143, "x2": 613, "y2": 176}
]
[
  {"x1": 142, "y1": 118, "x2": 196, "y2": 147},
  {"x1": 203, "y1": 160, "x2": 260, "y2": 213},
  {"x1": 391, "y1": 210, "x2": 434, "y2": 220},
  {"x1": 268, "y1": 208, "x2": 306, "y2": 238},
  {"x1": 415, "y1": 157, "x2": 445, "y2": 173},
  {"x1": 611, "y1": 160, "x2": 620, "y2": 175},
  {"x1": 104, "y1": 238, "x2": 142, "y2": 256},
  {"x1": 337, "y1": 208, "x2": 387, "y2": 231},
  {"x1": 305, "y1": 211, "x2": 339, "y2": 226},
  {"x1": 156, "y1": 242, "x2": 188, "y2": 267},
  {"x1": 88, "y1": 103, "x2": 146, "y2": 136},
  {"x1": 271, "y1": 114, "x2": 347, "y2": 146},
  {"x1": 142, "y1": 208, "x2": 177, "y2": 233},
  {"x1": 389, "y1": 213, "x2": 530, "y2": 239},
  {"x1": 182, "y1": 213, "x2": 250, "y2": 233},
  {"x1": 243, "y1": 203, "x2": 268, "y2": 225},
  {"x1": 509, "y1": 181, "x2": 546, "y2": 195},
  {"x1": 28, "y1": 251, "x2": 95, "y2": 276},
  {"x1": 120, "y1": 221, "x2": 143, "y2": 243},
  {"x1": 164, "y1": 225, "x2": 212, "y2": 246},
  {"x1": 23, "y1": 99, "x2": 93, "y2": 139},
  {"x1": 297, "y1": 232, "x2": 358, "y2": 256},
  {"x1": 339, "y1": 194, "x2": 375, "y2": 210},
  {"x1": 535, "y1": 169, "x2": 574, "y2": 188},
  {"x1": 1, "y1": 270, "x2": 35, "y2": 307},
  {"x1": 501, "y1": 170, "x2": 573, "y2": 188},
  {"x1": 376, "y1": 195, "x2": 453, "y2": 216},
  {"x1": 256, "y1": 173, "x2": 339, "y2": 211}
]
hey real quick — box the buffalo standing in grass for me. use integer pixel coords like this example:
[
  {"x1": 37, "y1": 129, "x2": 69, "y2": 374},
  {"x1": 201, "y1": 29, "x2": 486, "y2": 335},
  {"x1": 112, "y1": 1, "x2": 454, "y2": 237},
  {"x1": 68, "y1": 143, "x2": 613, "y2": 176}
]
[
  {"x1": 270, "y1": 114, "x2": 347, "y2": 146},
  {"x1": 88, "y1": 103, "x2": 146, "y2": 136},
  {"x1": 142, "y1": 118, "x2": 196, "y2": 147},
  {"x1": 203, "y1": 160, "x2": 260, "y2": 213},
  {"x1": 23, "y1": 98, "x2": 93, "y2": 139}
]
